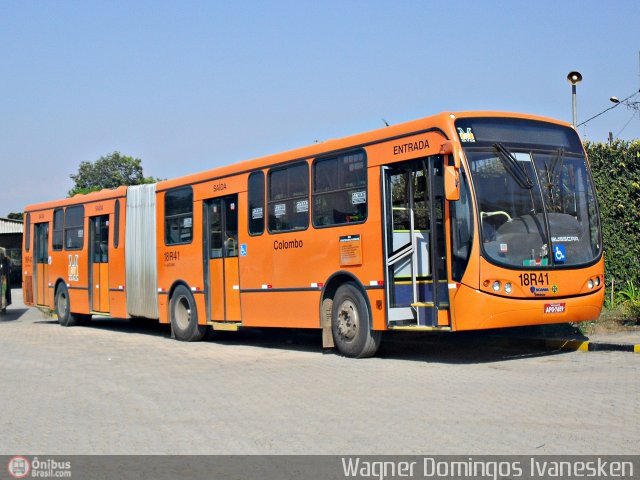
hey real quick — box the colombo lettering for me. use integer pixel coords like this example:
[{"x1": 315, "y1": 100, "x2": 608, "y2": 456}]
[
  {"x1": 273, "y1": 239, "x2": 303, "y2": 250},
  {"x1": 393, "y1": 138, "x2": 430, "y2": 156}
]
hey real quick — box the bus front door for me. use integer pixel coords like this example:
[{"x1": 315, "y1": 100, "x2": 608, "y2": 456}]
[
  {"x1": 205, "y1": 195, "x2": 241, "y2": 322},
  {"x1": 381, "y1": 157, "x2": 449, "y2": 327},
  {"x1": 33, "y1": 222, "x2": 49, "y2": 307},
  {"x1": 89, "y1": 215, "x2": 110, "y2": 313}
]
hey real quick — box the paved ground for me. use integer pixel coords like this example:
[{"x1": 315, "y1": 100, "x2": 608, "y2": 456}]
[{"x1": 1, "y1": 289, "x2": 638, "y2": 455}]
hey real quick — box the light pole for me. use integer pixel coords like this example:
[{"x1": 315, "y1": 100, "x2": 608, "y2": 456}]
[{"x1": 567, "y1": 71, "x2": 583, "y2": 127}]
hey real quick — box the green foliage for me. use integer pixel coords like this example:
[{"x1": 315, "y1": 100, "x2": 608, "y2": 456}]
[
  {"x1": 616, "y1": 281, "x2": 640, "y2": 321},
  {"x1": 6, "y1": 212, "x2": 24, "y2": 221},
  {"x1": 585, "y1": 140, "x2": 640, "y2": 305},
  {"x1": 68, "y1": 151, "x2": 160, "y2": 197}
]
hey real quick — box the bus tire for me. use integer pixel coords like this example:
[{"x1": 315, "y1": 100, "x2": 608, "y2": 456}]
[
  {"x1": 331, "y1": 282, "x2": 381, "y2": 358},
  {"x1": 170, "y1": 285, "x2": 206, "y2": 342},
  {"x1": 55, "y1": 284, "x2": 78, "y2": 327}
]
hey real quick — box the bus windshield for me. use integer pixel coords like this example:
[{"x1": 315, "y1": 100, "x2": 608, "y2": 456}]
[{"x1": 456, "y1": 117, "x2": 601, "y2": 268}]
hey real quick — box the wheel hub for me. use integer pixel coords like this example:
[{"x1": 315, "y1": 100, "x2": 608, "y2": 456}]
[
  {"x1": 57, "y1": 293, "x2": 68, "y2": 316},
  {"x1": 337, "y1": 299, "x2": 358, "y2": 340},
  {"x1": 175, "y1": 296, "x2": 191, "y2": 330}
]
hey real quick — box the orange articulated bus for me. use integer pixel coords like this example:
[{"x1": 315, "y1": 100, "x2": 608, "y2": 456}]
[{"x1": 22, "y1": 111, "x2": 604, "y2": 357}]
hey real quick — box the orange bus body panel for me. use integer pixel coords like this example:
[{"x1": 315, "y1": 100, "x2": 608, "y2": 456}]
[
  {"x1": 453, "y1": 284, "x2": 603, "y2": 331},
  {"x1": 209, "y1": 259, "x2": 225, "y2": 321},
  {"x1": 21, "y1": 112, "x2": 603, "y2": 340}
]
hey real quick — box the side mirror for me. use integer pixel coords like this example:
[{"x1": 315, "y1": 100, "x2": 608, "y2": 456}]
[
  {"x1": 439, "y1": 141, "x2": 460, "y2": 168},
  {"x1": 445, "y1": 166, "x2": 460, "y2": 201},
  {"x1": 441, "y1": 141, "x2": 461, "y2": 200}
]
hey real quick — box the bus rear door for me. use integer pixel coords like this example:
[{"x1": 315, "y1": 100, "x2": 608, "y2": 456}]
[
  {"x1": 33, "y1": 222, "x2": 49, "y2": 307},
  {"x1": 204, "y1": 195, "x2": 241, "y2": 322},
  {"x1": 89, "y1": 215, "x2": 110, "y2": 313},
  {"x1": 381, "y1": 156, "x2": 449, "y2": 327}
]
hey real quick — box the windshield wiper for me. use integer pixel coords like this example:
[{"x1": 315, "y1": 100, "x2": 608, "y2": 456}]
[
  {"x1": 493, "y1": 143, "x2": 533, "y2": 189},
  {"x1": 548, "y1": 147, "x2": 565, "y2": 186}
]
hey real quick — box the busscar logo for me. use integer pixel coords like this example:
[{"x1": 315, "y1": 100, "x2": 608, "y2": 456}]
[{"x1": 7, "y1": 456, "x2": 30, "y2": 479}]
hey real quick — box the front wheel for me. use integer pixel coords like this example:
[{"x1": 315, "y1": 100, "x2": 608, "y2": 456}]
[
  {"x1": 170, "y1": 285, "x2": 206, "y2": 342},
  {"x1": 331, "y1": 282, "x2": 381, "y2": 358},
  {"x1": 55, "y1": 284, "x2": 79, "y2": 327}
]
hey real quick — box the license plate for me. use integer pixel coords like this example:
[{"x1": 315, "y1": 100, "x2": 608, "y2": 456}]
[{"x1": 544, "y1": 303, "x2": 566, "y2": 314}]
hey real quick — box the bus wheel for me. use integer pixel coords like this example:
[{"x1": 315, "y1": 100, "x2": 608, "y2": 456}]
[
  {"x1": 170, "y1": 285, "x2": 206, "y2": 342},
  {"x1": 331, "y1": 282, "x2": 381, "y2": 358},
  {"x1": 55, "y1": 284, "x2": 78, "y2": 327}
]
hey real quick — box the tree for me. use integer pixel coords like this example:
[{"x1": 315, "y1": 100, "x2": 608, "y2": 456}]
[
  {"x1": 68, "y1": 151, "x2": 160, "y2": 196},
  {"x1": 6, "y1": 212, "x2": 24, "y2": 221}
]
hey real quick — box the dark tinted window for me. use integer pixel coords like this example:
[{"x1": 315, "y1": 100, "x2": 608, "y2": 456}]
[
  {"x1": 268, "y1": 163, "x2": 309, "y2": 232},
  {"x1": 450, "y1": 169, "x2": 473, "y2": 281},
  {"x1": 248, "y1": 171, "x2": 265, "y2": 235},
  {"x1": 313, "y1": 151, "x2": 367, "y2": 227},
  {"x1": 52, "y1": 208, "x2": 63, "y2": 251},
  {"x1": 454, "y1": 117, "x2": 583, "y2": 153},
  {"x1": 165, "y1": 187, "x2": 193, "y2": 245},
  {"x1": 64, "y1": 206, "x2": 84, "y2": 250},
  {"x1": 114, "y1": 200, "x2": 120, "y2": 248},
  {"x1": 25, "y1": 213, "x2": 30, "y2": 252}
]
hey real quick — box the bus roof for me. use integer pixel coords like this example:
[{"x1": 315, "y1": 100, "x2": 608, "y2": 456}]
[{"x1": 24, "y1": 111, "x2": 572, "y2": 212}]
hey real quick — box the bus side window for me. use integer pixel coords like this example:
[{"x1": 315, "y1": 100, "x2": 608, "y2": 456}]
[
  {"x1": 312, "y1": 151, "x2": 367, "y2": 227},
  {"x1": 52, "y1": 208, "x2": 64, "y2": 251},
  {"x1": 268, "y1": 162, "x2": 309, "y2": 233},
  {"x1": 114, "y1": 199, "x2": 120, "y2": 248},
  {"x1": 450, "y1": 169, "x2": 473, "y2": 281},
  {"x1": 64, "y1": 206, "x2": 84, "y2": 250},
  {"x1": 165, "y1": 187, "x2": 193, "y2": 245},
  {"x1": 248, "y1": 171, "x2": 265, "y2": 235},
  {"x1": 25, "y1": 213, "x2": 31, "y2": 252}
]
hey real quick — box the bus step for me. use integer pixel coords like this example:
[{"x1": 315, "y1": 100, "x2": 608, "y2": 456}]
[
  {"x1": 209, "y1": 321, "x2": 242, "y2": 331},
  {"x1": 388, "y1": 325, "x2": 452, "y2": 331}
]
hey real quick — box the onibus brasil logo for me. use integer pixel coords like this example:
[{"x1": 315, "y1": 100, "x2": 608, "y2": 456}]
[
  {"x1": 7, "y1": 456, "x2": 30, "y2": 479},
  {"x1": 7, "y1": 456, "x2": 72, "y2": 478}
]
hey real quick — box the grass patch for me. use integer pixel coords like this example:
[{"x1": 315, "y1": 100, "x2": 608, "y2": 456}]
[{"x1": 577, "y1": 304, "x2": 640, "y2": 335}]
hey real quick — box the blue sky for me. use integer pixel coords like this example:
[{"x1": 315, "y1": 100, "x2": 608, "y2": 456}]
[{"x1": 1, "y1": 0, "x2": 639, "y2": 215}]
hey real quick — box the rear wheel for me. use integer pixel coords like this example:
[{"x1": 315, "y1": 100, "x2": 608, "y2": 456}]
[
  {"x1": 170, "y1": 285, "x2": 206, "y2": 342},
  {"x1": 331, "y1": 282, "x2": 381, "y2": 358},
  {"x1": 55, "y1": 284, "x2": 79, "y2": 327}
]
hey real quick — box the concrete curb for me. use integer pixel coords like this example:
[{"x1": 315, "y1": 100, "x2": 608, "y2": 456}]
[{"x1": 543, "y1": 338, "x2": 640, "y2": 353}]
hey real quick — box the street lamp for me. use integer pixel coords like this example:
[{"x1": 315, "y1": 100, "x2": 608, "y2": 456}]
[
  {"x1": 610, "y1": 91, "x2": 640, "y2": 111},
  {"x1": 567, "y1": 71, "x2": 583, "y2": 127}
]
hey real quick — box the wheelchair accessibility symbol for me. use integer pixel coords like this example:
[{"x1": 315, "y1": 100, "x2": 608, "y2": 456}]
[
  {"x1": 554, "y1": 245, "x2": 566, "y2": 263},
  {"x1": 240, "y1": 244, "x2": 247, "y2": 257}
]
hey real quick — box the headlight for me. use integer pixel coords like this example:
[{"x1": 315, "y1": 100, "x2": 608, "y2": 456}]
[
  {"x1": 492, "y1": 281, "x2": 501, "y2": 292},
  {"x1": 504, "y1": 282, "x2": 512, "y2": 294},
  {"x1": 587, "y1": 279, "x2": 594, "y2": 289},
  {"x1": 595, "y1": 276, "x2": 601, "y2": 287}
]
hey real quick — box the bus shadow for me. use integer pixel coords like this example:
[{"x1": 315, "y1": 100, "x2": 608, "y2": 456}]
[
  {"x1": 205, "y1": 328, "x2": 324, "y2": 354},
  {"x1": 208, "y1": 327, "x2": 569, "y2": 364},
  {"x1": 0, "y1": 307, "x2": 31, "y2": 322},
  {"x1": 81, "y1": 317, "x2": 172, "y2": 338},
  {"x1": 36, "y1": 317, "x2": 573, "y2": 363},
  {"x1": 378, "y1": 331, "x2": 569, "y2": 364}
]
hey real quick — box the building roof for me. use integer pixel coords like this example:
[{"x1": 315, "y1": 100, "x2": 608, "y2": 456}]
[{"x1": 0, "y1": 218, "x2": 23, "y2": 234}]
